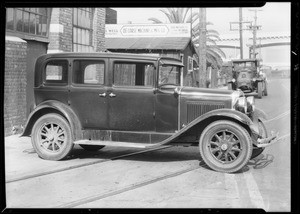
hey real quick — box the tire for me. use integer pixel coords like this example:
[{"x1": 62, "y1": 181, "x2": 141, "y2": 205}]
[
  {"x1": 31, "y1": 113, "x2": 74, "y2": 161},
  {"x1": 264, "y1": 82, "x2": 268, "y2": 96},
  {"x1": 257, "y1": 82, "x2": 263, "y2": 99},
  {"x1": 199, "y1": 120, "x2": 253, "y2": 173},
  {"x1": 79, "y1": 145, "x2": 105, "y2": 151},
  {"x1": 228, "y1": 83, "x2": 232, "y2": 90},
  {"x1": 251, "y1": 121, "x2": 267, "y2": 159}
]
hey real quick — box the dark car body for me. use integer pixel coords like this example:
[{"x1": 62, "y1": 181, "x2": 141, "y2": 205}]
[
  {"x1": 22, "y1": 52, "x2": 277, "y2": 173},
  {"x1": 228, "y1": 59, "x2": 268, "y2": 98}
]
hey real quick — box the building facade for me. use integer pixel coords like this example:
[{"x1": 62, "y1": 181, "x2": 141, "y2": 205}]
[
  {"x1": 105, "y1": 24, "x2": 197, "y2": 87},
  {"x1": 4, "y1": 8, "x2": 106, "y2": 136}
]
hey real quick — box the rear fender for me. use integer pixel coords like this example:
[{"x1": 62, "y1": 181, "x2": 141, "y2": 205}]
[{"x1": 21, "y1": 100, "x2": 82, "y2": 140}]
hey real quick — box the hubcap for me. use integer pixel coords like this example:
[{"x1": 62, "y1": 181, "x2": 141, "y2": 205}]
[
  {"x1": 208, "y1": 130, "x2": 242, "y2": 164},
  {"x1": 38, "y1": 122, "x2": 66, "y2": 153}
]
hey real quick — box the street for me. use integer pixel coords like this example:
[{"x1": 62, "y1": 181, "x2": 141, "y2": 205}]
[{"x1": 5, "y1": 77, "x2": 290, "y2": 211}]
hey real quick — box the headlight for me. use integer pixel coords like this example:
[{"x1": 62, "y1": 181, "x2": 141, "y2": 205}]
[
  {"x1": 246, "y1": 96, "x2": 255, "y2": 113},
  {"x1": 252, "y1": 78, "x2": 256, "y2": 82},
  {"x1": 236, "y1": 97, "x2": 247, "y2": 113},
  {"x1": 234, "y1": 96, "x2": 255, "y2": 114},
  {"x1": 232, "y1": 78, "x2": 236, "y2": 83}
]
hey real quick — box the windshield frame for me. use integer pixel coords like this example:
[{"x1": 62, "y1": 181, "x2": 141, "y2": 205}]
[{"x1": 157, "y1": 63, "x2": 182, "y2": 87}]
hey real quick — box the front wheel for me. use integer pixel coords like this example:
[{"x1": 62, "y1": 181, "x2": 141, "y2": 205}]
[
  {"x1": 31, "y1": 113, "x2": 74, "y2": 161},
  {"x1": 199, "y1": 120, "x2": 253, "y2": 173}
]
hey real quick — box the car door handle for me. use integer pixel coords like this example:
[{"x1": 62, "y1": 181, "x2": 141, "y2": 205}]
[
  {"x1": 99, "y1": 92, "x2": 106, "y2": 97},
  {"x1": 109, "y1": 92, "x2": 116, "y2": 98}
]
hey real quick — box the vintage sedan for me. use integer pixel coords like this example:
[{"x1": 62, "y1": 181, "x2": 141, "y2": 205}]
[
  {"x1": 21, "y1": 52, "x2": 277, "y2": 173},
  {"x1": 228, "y1": 59, "x2": 268, "y2": 99}
]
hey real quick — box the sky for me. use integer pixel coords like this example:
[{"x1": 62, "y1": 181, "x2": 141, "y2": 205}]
[
  {"x1": 112, "y1": 2, "x2": 290, "y2": 36},
  {"x1": 112, "y1": 3, "x2": 291, "y2": 67}
]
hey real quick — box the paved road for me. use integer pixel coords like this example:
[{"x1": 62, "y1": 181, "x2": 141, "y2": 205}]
[{"x1": 5, "y1": 78, "x2": 291, "y2": 211}]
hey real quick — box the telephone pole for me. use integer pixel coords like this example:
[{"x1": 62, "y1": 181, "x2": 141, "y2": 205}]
[
  {"x1": 239, "y1": 8, "x2": 243, "y2": 59},
  {"x1": 248, "y1": 9, "x2": 262, "y2": 58},
  {"x1": 230, "y1": 8, "x2": 251, "y2": 59}
]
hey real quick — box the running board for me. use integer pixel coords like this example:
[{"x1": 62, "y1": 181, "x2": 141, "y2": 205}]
[{"x1": 74, "y1": 140, "x2": 159, "y2": 149}]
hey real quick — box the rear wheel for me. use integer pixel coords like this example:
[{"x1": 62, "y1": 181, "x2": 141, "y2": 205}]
[
  {"x1": 263, "y1": 82, "x2": 268, "y2": 96},
  {"x1": 79, "y1": 145, "x2": 105, "y2": 151},
  {"x1": 31, "y1": 113, "x2": 74, "y2": 161},
  {"x1": 257, "y1": 82, "x2": 263, "y2": 99},
  {"x1": 199, "y1": 120, "x2": 252, "y2": 173}
]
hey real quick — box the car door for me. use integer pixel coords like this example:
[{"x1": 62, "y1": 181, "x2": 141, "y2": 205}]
[
  {"x1": 69, "y1": 58, "x2": 109, "y2": 129},
  {"x1": 108, "y1": 59, "x2": 156, "y2": 132}
]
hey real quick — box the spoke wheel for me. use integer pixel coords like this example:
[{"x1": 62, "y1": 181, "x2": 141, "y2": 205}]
[
  {"x1": 251, "y1": 121, "x2": 267, "y2": 159},
  {"x1": 31, "y1": 113, "x2": 73, "y2": 160},
  {"x1": 199, "y1": 120, "x2": 252, "y2": 173}
]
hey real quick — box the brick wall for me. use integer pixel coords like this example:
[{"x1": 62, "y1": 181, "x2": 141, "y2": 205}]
[
  {"x1": 94, "y1": 8, "x2": 106, "y2": 52},
  {"x1": 4, "y1": 37, "x2": 27, "y2": 136},
  {"x1": 48, "y1": 8, "x2": 73, "y2": 52},
  {"x1": 49, "y1": 8, "x2": 106, "y2": 53}
]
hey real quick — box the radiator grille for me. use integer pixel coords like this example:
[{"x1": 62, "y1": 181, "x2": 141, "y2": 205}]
[{"x1": 187, "y1": 101, "x2": 225, "y2": 123}]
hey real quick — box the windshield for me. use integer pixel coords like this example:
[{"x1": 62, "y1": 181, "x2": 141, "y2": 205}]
[
  {"x1": 158, "y1": 65, "x2": 181, "y2": 86},
  {"x1": 233, "y1": 62, "x2": 256, "y2": 70}
]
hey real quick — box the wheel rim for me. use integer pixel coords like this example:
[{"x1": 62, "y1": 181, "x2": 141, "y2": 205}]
[
  {"x1": 208, "y1": 130, "x2": 242, "y2": 164},
  {"x1": 38, "y1": 122, "x2": 66, "y2": 153}
]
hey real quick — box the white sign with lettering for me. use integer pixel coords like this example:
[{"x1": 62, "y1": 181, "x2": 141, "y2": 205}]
[{"x1": 106, "y1": 24, "x2": 191, "y2": 38}]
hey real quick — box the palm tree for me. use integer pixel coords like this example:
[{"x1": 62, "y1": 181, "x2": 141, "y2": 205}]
[{"x1": 149, "y1": 8, "x2": 226, "y2": 87}]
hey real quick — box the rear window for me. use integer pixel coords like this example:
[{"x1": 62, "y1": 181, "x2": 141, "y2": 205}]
[
  {"x1": 73, "y1": 60, "x2": 105, "y2": 85},
  {"x1": 45, "y1": 60, "x2": 68, "y2": 84}
]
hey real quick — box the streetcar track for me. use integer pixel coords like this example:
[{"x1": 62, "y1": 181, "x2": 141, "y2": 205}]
[
  {"x1": 55, "y1": 165, "x2": 200, "y2": 208},
  {"x1": 6, "y1": 145, "x2": 172, "y2": 183}
]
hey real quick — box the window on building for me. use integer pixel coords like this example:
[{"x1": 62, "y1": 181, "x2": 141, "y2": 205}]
[
  {"x1": 113, "y1": 62, "x2": 154, "y2": 87},
  {"x1": 73, "y1": 8, "x2": 93, "y2": 52},
  {"x1": 73, "y1": 60, "x2": 105, "y2": 85},
  {"x1": 6, "y1": 8, "x2": 49, "y2": 37},
  {"x1": 45, "y1": 60, "x2": 68, "y2": 84}
]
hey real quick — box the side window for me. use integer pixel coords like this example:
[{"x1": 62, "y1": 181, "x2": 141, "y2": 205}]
[
  {"x1": 113, "y1": 62, "x2": 154, "y2": 87},
  {"x1": 73, "y1": 60, "x2": 105, "y2": 85},
  {"x1": 45, "y1": 60, "x2": 68, "y2": 84}
]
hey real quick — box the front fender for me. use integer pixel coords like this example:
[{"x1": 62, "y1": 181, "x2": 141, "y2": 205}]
[
  {"x1": 154, "y1": 108, "x2": 259, "y2": 146},
  {"x1": 21, "y1": 100, "x2": 82, "y2": 140}
]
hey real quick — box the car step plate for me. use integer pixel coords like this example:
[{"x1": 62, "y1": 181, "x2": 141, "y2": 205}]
[{"x1": 74, "y1": 140, "x2": 158, "y2": 148}]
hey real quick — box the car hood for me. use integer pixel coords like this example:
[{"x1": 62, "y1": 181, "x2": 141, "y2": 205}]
[{"x1": 180, "y1": 86, "x2": 234, "y2": 98}]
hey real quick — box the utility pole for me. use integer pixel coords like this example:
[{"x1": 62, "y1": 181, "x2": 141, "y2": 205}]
[
  {"x1": 239, "y1": 8, "x2": 243, "y2": 59},
  {"x1": 230, "y1": 9, "x2": 251, "y2": 59},
  {"x1": 248, "y1": 9, "x2": 262, "y2": 58},
  {"x1": 198, "y1": 8, "x2": 206, "y2": 88}
]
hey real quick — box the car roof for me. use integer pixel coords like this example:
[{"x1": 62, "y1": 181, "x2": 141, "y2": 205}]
[{"x1": 37, "y1": 52, "x2": 182, "y2": 63}]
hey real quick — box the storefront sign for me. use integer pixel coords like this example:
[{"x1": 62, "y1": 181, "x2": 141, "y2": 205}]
[{"x1": 106, "y1": 24, "x2": 191, "y2": 38}]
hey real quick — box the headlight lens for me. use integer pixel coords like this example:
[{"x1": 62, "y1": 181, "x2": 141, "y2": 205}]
[
  {"x1": 234, "y1": 96, "x2": 255, "y2": 114},
  {"x1": 232, "y1": 78, "x2": 236, "y2": 83},
  {"x1": 252, "y1": 78, "x2": 256, "y2": 82}
]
